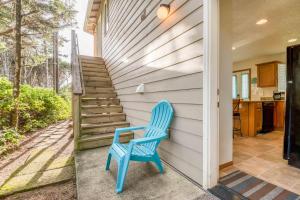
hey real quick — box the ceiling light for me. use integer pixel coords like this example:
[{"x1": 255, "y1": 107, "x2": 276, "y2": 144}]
[
  {"x1": 288, "y1": 38, "x2": 298, "y2": 43},
  {"x1": 157, "y1": 4, "x2": 170, "y2": 19},
  {"x1": 232, "y1": 47, "x2": 236, "y2": 50},
  {"x1": 256, "y1": 19, "x2": 268, "y2": 25}
]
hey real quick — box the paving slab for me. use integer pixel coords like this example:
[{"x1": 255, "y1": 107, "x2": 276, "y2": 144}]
[
  {"x1": 0, "y1": 165, "x2": 74, "y2": 196},
  {"x1": 0, "y1": 120, "x2": 74, "y2": 197}
]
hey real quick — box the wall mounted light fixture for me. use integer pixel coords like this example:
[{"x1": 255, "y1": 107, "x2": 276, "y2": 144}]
[
  {"x1": 288, "y1": 38, "x2": 298, "y2": 43},
  {"x1": 157, "y1": 4, "x2": 170, "y2": 19}
]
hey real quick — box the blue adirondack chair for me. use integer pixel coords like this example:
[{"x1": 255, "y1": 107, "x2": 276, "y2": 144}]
[{"x1": 105, "y1": 100, "x2": 174, "y2": 193}]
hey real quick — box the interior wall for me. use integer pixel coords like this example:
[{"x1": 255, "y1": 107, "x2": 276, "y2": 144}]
[
  {"x1": 219, "y1": 0, "x2": 233, "y2": 165},
  {"x1": 233, "y1": 52, "x2": 286, "y2": 100}
]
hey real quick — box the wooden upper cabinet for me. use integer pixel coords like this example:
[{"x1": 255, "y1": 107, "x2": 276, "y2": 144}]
[{"x1": 257, "y1": 61, "x2": 279, "y2": 87}]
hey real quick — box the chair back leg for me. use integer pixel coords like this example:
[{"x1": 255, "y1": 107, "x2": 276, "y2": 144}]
[
  {"x1": 106, "y1": 152, "x2": 112, "y2": 171},
  {"x1": 152, "y1": 152, "x2": 164, "y2": 174}
]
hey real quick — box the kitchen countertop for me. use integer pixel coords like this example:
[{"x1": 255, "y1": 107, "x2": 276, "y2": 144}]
[{"x1": 240, "y1": 99, "x2": 285, "y2": 103}]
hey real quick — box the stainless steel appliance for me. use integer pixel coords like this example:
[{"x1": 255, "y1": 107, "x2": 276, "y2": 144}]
[{"x1": 273, "y1": 91, "x2": 285, "y2": 100}]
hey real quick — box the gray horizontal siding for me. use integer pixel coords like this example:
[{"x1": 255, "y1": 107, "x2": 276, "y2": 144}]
[{"x1": 101, "y1": 0, "x2": 204, "y2": 184}]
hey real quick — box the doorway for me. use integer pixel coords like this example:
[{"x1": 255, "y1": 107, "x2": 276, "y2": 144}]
[{"x1": 218, "y1": 0, "x2": 300, "y2": 195}]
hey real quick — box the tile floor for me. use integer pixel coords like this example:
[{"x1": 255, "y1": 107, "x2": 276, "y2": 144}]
[{"x1": 220, "y1": 131, "x2": 300, "y2": 195}]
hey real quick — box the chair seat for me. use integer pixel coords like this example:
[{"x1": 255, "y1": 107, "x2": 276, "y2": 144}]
[{"x1": 112, "y1": 143, "x2": 153, "y2": 157}]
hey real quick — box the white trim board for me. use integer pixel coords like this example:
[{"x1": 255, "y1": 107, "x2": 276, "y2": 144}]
[{"x1": 202, "y1": 0, "x2": 220, "y2": 189}]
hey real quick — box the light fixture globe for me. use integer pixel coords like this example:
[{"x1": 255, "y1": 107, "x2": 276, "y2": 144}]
[
  {"x1": 256, "y1": 18, "x2": 268, "y2": 25},
  {"x1": 288, "y1": 38, "x2": 298, "y2": 43},
  {"x1": 157, "y1": 4, "x2": 170, "y2": 19}
]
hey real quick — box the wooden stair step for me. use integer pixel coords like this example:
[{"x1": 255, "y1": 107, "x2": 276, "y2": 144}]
[
  {"x1": 81, "y1": 113, "x2": 126, "y2": 124},
  {"x1": 83, "y1": 93, "x2": 117, "y2": 98},
  {"x1": 82, "y1": 65, "x2": 106, "y2": 70},
  {"x1": 82, "y1": 71, "x2": 108, "y2": 77},
  {"x1": 81, "y1": 59, "x2": 105, "y2": 65},
  {"x1": 84, "y1": 87, "x2": 115, "y2": 93},
  {"x1": 84, "y1": 77, "x2": 111, "y2": 82},
  {"x1": 81, "y1": 63, "x2": 106, "y2": 67},
  {"x1": 82, "y1": 67, "x2": 107, "y2": 73},
  {"x1": 81, "y1": 98, "x2": 120, "y2": 105},
  {"x1": 79, "y1": 55, "x2": 104, "y2": 61},
  {"x1": 81, "y1": 121, "x2": 130, "y2": 134},
  {"x1": 84, "y1": 80, "x2": 112, "y2": 87},
  {"x1": 83, "y1": 76, "x2": 110, "y2": 81},
  {"x1": 83, "y1": 73, "x2": 109, "y2": 81},
  {"x1": 78, "y1": 132, "x2": 133, "y2": 150},
  {"x1": 81, "y1": 105, "x2": 123, "y2": 114}
]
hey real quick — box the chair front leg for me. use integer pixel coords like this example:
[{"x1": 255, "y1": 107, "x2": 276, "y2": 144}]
[
  {"x1": 116, "y1": 155, "x2": 130, "y2": 193},
  {"x1": 115, "y1": 143, "x2": 133, "y2": 193}
]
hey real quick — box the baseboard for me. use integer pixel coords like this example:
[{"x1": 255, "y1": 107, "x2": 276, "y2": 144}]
[{"x1": 219, "y1": 161, "x2": 233, "y2": 170}]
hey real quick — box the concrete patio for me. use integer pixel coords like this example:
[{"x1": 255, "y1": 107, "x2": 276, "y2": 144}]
[{"x1": 75, "y1": 147, "x2": 217, "y2": 200}]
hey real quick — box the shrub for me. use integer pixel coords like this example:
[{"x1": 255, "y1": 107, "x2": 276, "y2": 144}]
[
  {"x1": 0, "y1": 128, "x2": 23, "y2": 155},
  {"x1": 0, "y1": 77, "x2": 71, "y2": 133},
  {"x1": 0, "y1": 128, "x2": 22, "y2": 146}
]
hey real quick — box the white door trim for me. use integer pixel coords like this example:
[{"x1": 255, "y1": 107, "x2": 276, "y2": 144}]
[{"x1": 202, "y1": 0, "x2": 220, "y2": 189}]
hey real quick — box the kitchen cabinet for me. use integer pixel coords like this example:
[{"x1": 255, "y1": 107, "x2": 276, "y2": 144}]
[
  {"x1": 257, "y1": 61, "x2": 279, "y2": 87},
  {"x1": 233, "y1": 100, "x2": 285, "y2": 136},
  {"x1": 255, "y1": 103, "x2": 263, "y2": 133},
  {"x1": 237, "y1": 102, "x2": 249, "y2": 136},
  {"x1": 274, "y1": 101, "x2": 285, "y2": 130},
  {"x1": 248, "y1": 102, "x2": 262, "y2": 136}
]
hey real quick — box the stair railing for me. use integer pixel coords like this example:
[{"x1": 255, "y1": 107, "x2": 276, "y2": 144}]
[{"x1": 71, "y1": 30, "x2": 85, "y2": 150}]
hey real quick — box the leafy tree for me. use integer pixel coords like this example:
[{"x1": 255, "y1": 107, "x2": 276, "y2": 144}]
[{"x1": 0, "y1": 0, "x2": 76, "y2": 128}]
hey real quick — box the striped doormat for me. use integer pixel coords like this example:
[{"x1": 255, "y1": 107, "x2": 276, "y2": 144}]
[{"x1": 210, "y1": 170, "x2": 300, "y2": 200}]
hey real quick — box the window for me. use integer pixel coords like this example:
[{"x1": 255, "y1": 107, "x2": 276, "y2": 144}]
[
  {"x1": 232, "y1": 75, "x2": 237, "y2": 99},
  {"x1": 241, "y1": 73, "x2": 249, "y2": 99},
  {"x1": 232, "y1": 69, "x2": 250, "y2": 99},
  {"x1": 278, "y1": 64, "x2": 287, "y2": 92}
]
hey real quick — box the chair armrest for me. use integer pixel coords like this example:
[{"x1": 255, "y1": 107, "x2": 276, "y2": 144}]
[
  {"x1": 113, "y1": 126, "x2": 146, "y2": 143},
  {"x1": 130, "y1": 135, "x2": 167, "y2": 145}
]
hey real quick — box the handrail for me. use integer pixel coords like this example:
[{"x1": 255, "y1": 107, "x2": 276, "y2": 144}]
[
  {"x1": 71, "y1": 30, "x2": 85, "y2": 95},
  {"x1": 71, "y1": 30, "x2": 84, "y2": 151}
]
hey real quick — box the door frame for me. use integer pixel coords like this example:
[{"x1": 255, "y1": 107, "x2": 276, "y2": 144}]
[{"x1": 202, "y1": 0, "x2": 220, "y2": 189}]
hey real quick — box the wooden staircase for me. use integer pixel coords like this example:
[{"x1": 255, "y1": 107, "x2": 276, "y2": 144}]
[{"x1": 77, "y1": 56, "x2": 133, "y2": 150}]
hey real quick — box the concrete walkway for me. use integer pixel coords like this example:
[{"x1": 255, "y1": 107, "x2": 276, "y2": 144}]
[
  {"x1": 75, "y1": 147, "x2": 217, "y2": 200},
  {"x1": 0, "y1": 121, "x2": 74, "y2": 197}
]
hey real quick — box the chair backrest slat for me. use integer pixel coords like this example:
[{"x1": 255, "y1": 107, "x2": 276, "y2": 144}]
[{"x1": 143, "y1": 100, "x2": 174, "y2": 152}]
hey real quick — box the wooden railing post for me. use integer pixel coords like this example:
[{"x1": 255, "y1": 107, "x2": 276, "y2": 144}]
[
  {"x1": 72, "y1": 94, "x2": 81, "y2": 150},
  {"x1": 71, "y1": 30, "x2": 84, "y2": 151}
]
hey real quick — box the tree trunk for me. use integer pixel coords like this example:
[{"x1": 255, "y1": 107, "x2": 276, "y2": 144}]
[
  {"x1": 52, "y1": 32, "x2": 59, "y2": 93},
  {"x1": 44, "y1": 41, "x2": 49, "y2": 87},
  {"x1": 12, "y1": 0, "x2": 22, "y2": 129}
]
